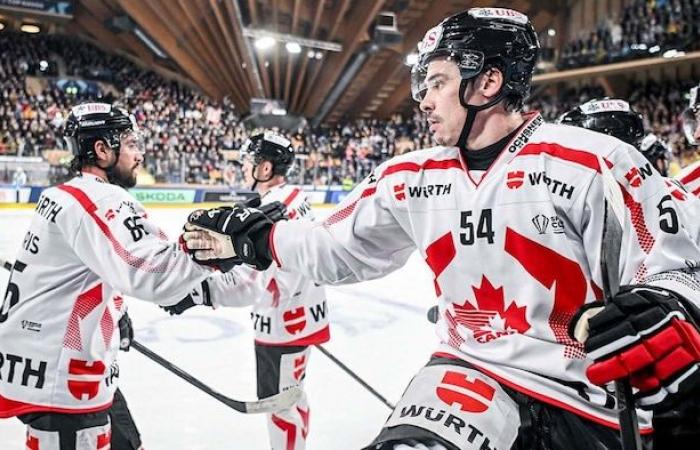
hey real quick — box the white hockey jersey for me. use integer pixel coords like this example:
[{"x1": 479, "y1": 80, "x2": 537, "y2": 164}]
[
  {"x1": 269, "y1": 112, "x2": 700, "y2": 433},
  {"x1": 0, "y1": 174, "x2": 214, "y2": 417},
  {"x1": 677, "y1": 159, "x2": 700, "y2": 197},
  {"x1": 213, "y1": 184, "x2": 330, "y2": 346}
]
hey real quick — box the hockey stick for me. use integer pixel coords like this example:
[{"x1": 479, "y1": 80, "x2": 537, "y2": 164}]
[
  {"x1": 315, "y1": 344, "x2": 395, "y2": 410},
  {"x1": 132, "y1": 340, "x2": 301, "y2": 414},
  {"x1": 598, "y1": 157, "x2": 643, "y2": 450},
  {"x1": 0, "y1": 258, "x2": 301, "y2": 414}
]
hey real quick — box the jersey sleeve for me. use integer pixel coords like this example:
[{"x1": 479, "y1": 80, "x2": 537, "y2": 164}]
[
  {"x1": 580, "y1": 143, "x2": 700, "y2": 307},
  {"x1": 64, "y1": 191, "x2": 213, "y2": 305},
  {"x1": 270, "y1": 168, "x2": 415, "y2": 284},
  {"x1": 204, "y1": 266, "x2": 265, "y2": 308}
]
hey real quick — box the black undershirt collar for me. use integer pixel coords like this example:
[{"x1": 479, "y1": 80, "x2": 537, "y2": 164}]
[{"x1": 462, "y1": 125, "x2": 523, "y2": 171}]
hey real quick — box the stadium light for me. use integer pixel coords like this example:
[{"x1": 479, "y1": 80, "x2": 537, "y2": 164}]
[
  {"x1": 20, "y1": 24, "x2": 40, "y2": 34},
  {"x1": 0, "y1": 22, "x2": 5, "y2": 31},
  {"x1": 244, "y1": 28, "x2": 342, "y2": 52},
  {"x1": 285, "y1": 42, "x2": 301, "y2": 54},
  {"x1": 255, "y1": 36, "x2": 276, "y2": 51},
  {"x1": 547, "y1": 28, "x2": 556, "y2": 37}
]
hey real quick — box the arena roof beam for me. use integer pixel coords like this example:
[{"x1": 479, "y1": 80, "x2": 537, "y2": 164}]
[
  {"x1": 283, "y1": 0, "x2": 302, "y2": 107},
  {"x1": 289, "y1": 0, "x2": 325, "y2": 113},
  {"x1": 209, "y1": 0, "x2": 258, "y2": 99},
  {"x1": 344, "y1": 0, "x2": 463, "y2": 119},
  {"x1": 76, "y1": 1, "x2": 154, "y2": 66},
  {"x1": 177, "y1": 0, "x2": 248, "y2": 107},
  {"x1": 117, "y1": 0, "x2": 222, "y2": 99},
  {"x1": 293, "y1": 0, "x2": 351, "y2": 113},
  {"x1": 146, "y1": 0, "x2": 238, "y2": 103},
  {"x1": 226, "y1": 0, "x2": 265, "y2": 98},
  {"x1": 300, "y1": 0, "x2": 384, "y2": 117}
]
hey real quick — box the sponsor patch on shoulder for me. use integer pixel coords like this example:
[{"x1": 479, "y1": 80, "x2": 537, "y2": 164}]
[
  {"x1": 468, "y1": 8, "x2": 529, "y2": 24},
  {"x1": 580, "y1": 99, "x2": 630, "y2": 115},
  {"x1": 71, "y1": 103, "x2": 112, "y2": 117},
  {"x1": 418, "y1": 25, "x2": 443, "y2": 55}
]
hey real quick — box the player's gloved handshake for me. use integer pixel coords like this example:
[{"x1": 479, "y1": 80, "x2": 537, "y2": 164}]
[
  {"x1": 570, "y1": 285, "x2": 700, "y2": 411},
  {"x1": 180, "y1": 198, "x2": 286, "y2": 272}
]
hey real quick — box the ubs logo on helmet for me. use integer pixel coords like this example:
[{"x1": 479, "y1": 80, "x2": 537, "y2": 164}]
[{"x1": 418, "y1": 25, "x2": 443, "y2": 55}]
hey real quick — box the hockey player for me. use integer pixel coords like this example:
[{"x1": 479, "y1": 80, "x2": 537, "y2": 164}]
[
  {"x1": 558, "y1": 98, "x2": 670, "y2": 174},
  {"x1": 680, "y1": 84, "x2": 700, "y2": 196},
  {"x1": 559, "y1": 98, "x2": 700, "y2": 449},
  {"x1": 558, "y1": 98, "x2": 700, "y2": 244},
  {"x1": 172, "y1": 132, "x2": 329, "y2": 450},
  {"x1": 183, "y1": 8, "x2": 700, "y2": 450},
  {"x1": 0, "y1": 102, "x2": 243, "y2": 449}
]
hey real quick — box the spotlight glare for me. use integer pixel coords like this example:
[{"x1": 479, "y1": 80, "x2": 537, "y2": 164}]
[
  {"x1": 21, "y1": 24, "x2": 41, "y2": 34},
  {"x1": 255, "y1": 36, "x2": 276, "y2": 50},
  {"x1": 285, "y1": 42, "x2": 302, "y2": 54}
]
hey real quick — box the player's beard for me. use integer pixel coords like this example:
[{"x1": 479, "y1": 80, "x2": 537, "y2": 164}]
[{"x1": 108, "y1": 164, "x2": 138, "y2": 188}]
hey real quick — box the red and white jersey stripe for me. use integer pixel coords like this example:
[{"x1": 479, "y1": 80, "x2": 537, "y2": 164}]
[{"x1": 677, "y1": 159, "x2": 700, "y2": 197}]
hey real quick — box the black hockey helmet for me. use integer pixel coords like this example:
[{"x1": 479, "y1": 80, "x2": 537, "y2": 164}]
[
  {"x1": 241, "y1": 131, "x2": 294, "y2": 177},
  {"x1": 558, "y1": 99, "x2": 645, "y2": 148},
  {"x1": 682, "y1": 84, "x2": 700, "y2": 146},
  {"x1": 63, "y1": 102, "x2": 138, "y2": 164},
  {"x1": 411, "y1": 7, "x2": 539, "y2": 148}
]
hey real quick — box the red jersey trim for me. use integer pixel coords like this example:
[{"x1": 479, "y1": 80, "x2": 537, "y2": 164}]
[
  {"x1": 282, "y1": 188, "x2": 302, "y2": 207},
  {"x1": 255, "y1": 325, "x2": 330, "y2": 347},
  {"x1": 58, "y1": 184, "x2": 172, "y2": 273},
  {"x1": 269, "y1": 223, "x2": 282, "y2": 268},
  {"x1": 517, "y1": 142, "x2": 614, "y2": 173},
  {"x1": 382, "y1": 158, "x2": 464, "y2": 177},
  {"x1": 0, "y1": 392, "x2": 112, "y2": 418},
  {"x1": 680, "y1": 164, "x2": 700, "y2": 185},
  {"x1": 431, "y1": 352, "x2": 653, "y2": 434}
]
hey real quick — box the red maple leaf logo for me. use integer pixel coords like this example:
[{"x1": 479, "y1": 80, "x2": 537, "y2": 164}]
[{"x1": 446, "y1": 276, "x2": 530, "y2": 346}]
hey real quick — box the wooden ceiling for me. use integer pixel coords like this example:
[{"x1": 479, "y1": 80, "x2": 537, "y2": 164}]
[{"x1": 70, "y1": 0, "x2": 562, "y2": 123}]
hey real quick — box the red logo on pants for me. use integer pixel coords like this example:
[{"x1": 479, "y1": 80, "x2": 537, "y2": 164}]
[
  {"x1": 67, "y1": 359, "x2": 106, "y2": 401},
  {"x1": 435, "y1": 370, "x2": 495, "y2": 413}
]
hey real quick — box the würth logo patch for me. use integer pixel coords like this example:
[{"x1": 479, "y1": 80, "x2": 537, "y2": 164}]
[
  {"x1": 506, "y1": 171, "x2": 524, "y2": 189},
  {"x1": 67, "y1": 359, "x2": 106, "y2": 401},
  {"x1": 435, "y1": 370, "x2": 496, "y2": 413},
  {"x1": 625, "y1": 167, "x2": 642, "y2": 187},
  {"x1": 283, "y1": 307, "x2": 307, "y2": 334},
  {"x1": 394, "y1": 183, "x2": 406, "y2": 201}
]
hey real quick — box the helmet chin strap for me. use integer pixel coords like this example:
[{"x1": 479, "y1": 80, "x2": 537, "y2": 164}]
[
  {"x1": 455, "y1": 79, "x2": 506, "y2": 150},
  {"x1": 250, "y1": 162, "x2": 275, "y2": 191}
]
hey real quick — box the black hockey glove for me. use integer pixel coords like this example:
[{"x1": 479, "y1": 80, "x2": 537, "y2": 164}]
[
  {"x1": 569, "y1": 285, "x2": 700, "y2": 411},
  {"x1": 184, "y1": 203, "x2": 278, "y2": 271},
  {"x1": 180, "y1": 200, "x2": 286, "y2": 271},
  {"x1": 118, "y1": 311, "x2": 134, "y2": 351},
  {"x1": 162, "y1": 279, "x2": 213, "y2": 316}
]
